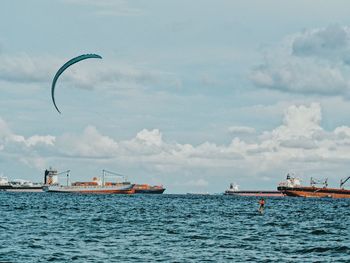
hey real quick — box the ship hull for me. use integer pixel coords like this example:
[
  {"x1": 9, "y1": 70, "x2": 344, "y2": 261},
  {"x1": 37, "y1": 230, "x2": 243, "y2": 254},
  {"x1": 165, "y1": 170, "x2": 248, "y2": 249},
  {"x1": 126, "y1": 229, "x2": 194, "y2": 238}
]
[
  {"x1": 135, "y1": 188, "x2": 165, "y2": 194},
  {"x1": 44, "y1": 184, "x2": 135, "y2": 194},
  {"x1": 278, "y1": 186, "x2": 350, "y2": 198},
  {"x1": 224, "y1": 191, "x2": 284, "y2": 197},
  {"x1": 0, "y1": 186, "x2": 43, "y2": 192},
  {"x1": 133, "y1": 184, "x2": 165, "y2": 194}
]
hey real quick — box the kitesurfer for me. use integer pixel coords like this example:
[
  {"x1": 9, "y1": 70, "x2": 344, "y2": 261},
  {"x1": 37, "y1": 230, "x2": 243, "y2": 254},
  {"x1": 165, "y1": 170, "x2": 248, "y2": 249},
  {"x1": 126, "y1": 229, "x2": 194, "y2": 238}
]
[{"x1": 258, "y1": 198, "x2": 265, "y2": 213}]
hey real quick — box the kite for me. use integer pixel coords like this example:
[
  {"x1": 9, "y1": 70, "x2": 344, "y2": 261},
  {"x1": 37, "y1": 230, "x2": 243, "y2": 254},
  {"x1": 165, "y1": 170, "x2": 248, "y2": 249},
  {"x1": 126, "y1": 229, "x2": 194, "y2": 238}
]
[{"x1": 51, "y1": 54, "x2": 102, "y2": 113}]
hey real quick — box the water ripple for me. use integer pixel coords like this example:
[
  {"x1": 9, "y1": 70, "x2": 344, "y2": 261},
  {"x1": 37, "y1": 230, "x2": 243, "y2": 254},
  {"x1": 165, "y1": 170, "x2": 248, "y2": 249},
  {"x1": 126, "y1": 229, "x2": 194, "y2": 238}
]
[{"x1": 0, "y1": 193, "x2": 350, "y2": 262}]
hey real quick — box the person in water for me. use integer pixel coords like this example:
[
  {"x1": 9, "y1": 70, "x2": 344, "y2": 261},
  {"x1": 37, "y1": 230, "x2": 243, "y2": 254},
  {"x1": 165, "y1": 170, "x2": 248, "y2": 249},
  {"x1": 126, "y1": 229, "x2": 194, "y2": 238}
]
[{"x1": 258, "y1": 198, "x2": 265, "y2": 213}]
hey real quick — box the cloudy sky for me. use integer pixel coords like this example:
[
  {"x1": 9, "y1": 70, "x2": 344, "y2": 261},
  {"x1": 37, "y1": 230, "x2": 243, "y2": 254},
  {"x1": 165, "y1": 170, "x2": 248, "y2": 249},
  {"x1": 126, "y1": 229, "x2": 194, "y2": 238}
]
[{"x1": 2, "y1": 0, "x2": 350, "y2": 193}]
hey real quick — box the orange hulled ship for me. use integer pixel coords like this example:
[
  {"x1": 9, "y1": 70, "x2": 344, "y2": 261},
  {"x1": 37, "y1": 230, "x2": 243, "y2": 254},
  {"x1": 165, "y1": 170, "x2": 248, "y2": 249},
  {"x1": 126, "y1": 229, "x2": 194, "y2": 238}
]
[
  {"x1": 43, "y1": 169, "x2": 135, "y2": 194},
  {"x1": 277, "y1": 174, "x2": 350, "y2": 198}
]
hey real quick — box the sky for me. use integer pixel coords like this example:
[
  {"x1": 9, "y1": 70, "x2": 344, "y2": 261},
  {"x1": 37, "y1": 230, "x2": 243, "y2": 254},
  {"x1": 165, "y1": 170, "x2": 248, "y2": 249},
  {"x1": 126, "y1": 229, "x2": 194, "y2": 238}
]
[{"x1": 2, "y1": 0, "x2": 350, "y2": 193}]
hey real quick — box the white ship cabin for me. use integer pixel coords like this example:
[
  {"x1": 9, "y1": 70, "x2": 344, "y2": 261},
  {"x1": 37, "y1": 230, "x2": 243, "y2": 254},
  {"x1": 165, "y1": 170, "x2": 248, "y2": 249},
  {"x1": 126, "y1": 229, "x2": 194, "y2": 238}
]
[
  {"x1": 279, "y1": 174, "x2": 301, "y2": 188},
  {"x1": 0, "y1": 176, "x2": 9, "y2": 185},
  {"x1": 227, "y1": 183, "x2": 239, "y2": 192},
  {"x1": 10, "y1": 179, "x2": 34, "y2": 186}
]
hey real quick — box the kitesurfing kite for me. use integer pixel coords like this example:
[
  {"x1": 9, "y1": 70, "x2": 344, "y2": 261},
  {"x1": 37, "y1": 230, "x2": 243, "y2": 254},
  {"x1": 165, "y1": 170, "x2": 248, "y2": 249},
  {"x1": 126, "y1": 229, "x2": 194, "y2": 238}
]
[{"x1": 51, "y1": 54, "x2": 102, "y2": 114}]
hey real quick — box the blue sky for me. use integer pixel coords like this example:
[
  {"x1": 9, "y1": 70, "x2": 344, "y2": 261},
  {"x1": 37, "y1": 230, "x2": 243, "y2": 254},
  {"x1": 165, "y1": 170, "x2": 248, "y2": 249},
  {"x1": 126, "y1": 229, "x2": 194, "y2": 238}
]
[{"x1": 2, "y1": 0, "x2": 350, "y2": 193}]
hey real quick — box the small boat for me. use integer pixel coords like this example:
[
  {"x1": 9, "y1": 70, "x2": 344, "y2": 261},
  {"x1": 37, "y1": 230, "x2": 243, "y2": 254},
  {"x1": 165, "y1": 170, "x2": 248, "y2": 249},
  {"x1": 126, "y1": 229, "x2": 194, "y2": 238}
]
[{"x1": 224, "y1": 183, "x2": 284, "y2": 197}]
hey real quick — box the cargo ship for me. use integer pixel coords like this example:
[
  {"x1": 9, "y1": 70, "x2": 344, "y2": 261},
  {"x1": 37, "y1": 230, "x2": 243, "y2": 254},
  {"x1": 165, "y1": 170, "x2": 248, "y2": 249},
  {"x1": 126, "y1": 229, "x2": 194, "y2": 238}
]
[
  {"x1": 133, "y1": 184, "x2": 165, "y2": 194},
  {"x1": 277, "y1": 174, "x2": 350, "y2": 198},
  {"x1": 43, "y1": 169, "x2": 135, "y2": 194},
  {"x1": 0, "y1": 176, "x2": 43, "y2": 192},
  {"x1": 224, "y1": 183, "x2": 284, "y2": 197}
]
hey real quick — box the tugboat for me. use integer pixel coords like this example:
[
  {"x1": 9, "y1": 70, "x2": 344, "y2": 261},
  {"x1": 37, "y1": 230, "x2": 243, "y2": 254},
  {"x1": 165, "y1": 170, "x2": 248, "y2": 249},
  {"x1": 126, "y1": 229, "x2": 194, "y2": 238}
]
[
  {"x1": 277, "y1": 173, "x2": 350, "y2": 198},
  {"x1": 224, "y1": 182, "x2": 284, "y2": 197},
  {"x1": 43, "y1": 169, "x2": 135, "y2": 194}
]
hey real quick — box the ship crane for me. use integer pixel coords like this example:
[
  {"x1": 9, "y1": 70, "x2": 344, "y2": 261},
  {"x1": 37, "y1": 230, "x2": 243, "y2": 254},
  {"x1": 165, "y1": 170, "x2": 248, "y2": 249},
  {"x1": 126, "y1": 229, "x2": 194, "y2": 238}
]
[
  {"x1": 56, "y1": 170, "x2": 71, "y2": 176},
  {"x1": 310, "y1": 177, "x2": 328, "y2": 188},
  {"x1": 56, "y1": 170, "x2": 71, "y2": 186},
  {"x1": 50, "y1": 170, "x2": 70, "y2": 186},
  {"x1": 340, "y1": 176, "x2": 350, "y2": 189},
  {"x1": 102, "y1": 169, "x2": 128, "y2": 186}
]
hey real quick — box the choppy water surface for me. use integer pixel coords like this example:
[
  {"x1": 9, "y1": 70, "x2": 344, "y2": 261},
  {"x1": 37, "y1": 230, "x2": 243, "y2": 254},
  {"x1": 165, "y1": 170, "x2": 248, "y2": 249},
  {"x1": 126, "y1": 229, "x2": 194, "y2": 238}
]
[{"x1": 1, "y1": 193, "x2": 350, "y2": 262}]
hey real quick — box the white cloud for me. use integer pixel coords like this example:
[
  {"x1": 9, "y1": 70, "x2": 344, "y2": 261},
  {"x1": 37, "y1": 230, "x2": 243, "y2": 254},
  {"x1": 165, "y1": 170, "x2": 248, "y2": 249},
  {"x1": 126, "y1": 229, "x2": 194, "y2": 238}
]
[
  {"x1": 280, "y1": 138, "x2": 317, "y2": 150},
  {"x1": 0, "y1": 117, "x2": 12, "y2": 138},
  {"x1": 11, "y1": 135, "x2": 55, "y2": 148},
  {"x1": 251, "y1": 25, "x2": 350, "y2": 97},
  {"x1": 50, "y1": 102, "x2": 348, "y2": 174},
  {"x1": 271, "y1": 103, "x2": 322, "y2": 140},
  {"x1": 0, "y1": 54, "x2": 57, "y2": 83},
  {"x1": 0, "y1": 53, "x2": 180, "y2": 91},
  {"x1": 57, "y1": 126, "x2": 118, "y2": 158},
  {"x1": 134, "y1": 129, "x2": 163, "y2": 147},
  {"x1": 292, "y1": 25, "x2": 350, "y2": 60},
  {"x1": 0, "y1": 117, "x2": 55, "y2": 170},
  {"x1": 0, "y1": 117, "x2": 55, "y2": 148},
  {"x1": 3, "y1": 102, "x2": 350, "y2": 183}
]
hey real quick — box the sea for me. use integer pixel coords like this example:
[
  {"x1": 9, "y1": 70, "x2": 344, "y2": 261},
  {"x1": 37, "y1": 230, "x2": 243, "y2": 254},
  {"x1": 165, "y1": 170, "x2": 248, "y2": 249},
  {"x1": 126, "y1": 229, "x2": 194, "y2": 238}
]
[{"x1": 0, "y1": 193, "x2": 349, "y2": 263}]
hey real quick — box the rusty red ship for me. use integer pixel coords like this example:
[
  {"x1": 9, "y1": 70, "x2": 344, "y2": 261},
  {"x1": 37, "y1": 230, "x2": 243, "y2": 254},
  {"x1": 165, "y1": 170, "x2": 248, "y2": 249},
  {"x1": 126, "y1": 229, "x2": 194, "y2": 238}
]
[{"x1": 277, "y1": 174, "x2": 350, "y2": 198}]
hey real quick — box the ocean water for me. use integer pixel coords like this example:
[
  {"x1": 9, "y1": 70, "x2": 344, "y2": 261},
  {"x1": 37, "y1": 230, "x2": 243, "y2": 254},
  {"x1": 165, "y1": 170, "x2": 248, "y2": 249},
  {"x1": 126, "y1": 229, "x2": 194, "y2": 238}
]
[{"x1": 0, "y1": 193, "x2": 350, "y2": 263}]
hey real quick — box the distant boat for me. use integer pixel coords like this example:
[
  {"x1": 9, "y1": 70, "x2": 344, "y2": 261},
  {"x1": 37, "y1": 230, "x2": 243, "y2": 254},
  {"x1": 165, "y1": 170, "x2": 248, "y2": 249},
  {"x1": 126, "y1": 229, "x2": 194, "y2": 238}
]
[
  {"x1": 133, "y1": 184, "x2": 165, "y2": 194},
  {"x1": 277, "y1": 174, "x2": 350, "y2": 198},
  {"x1": 186, "y1": 192, "x2": 210, "y2": 196},
  {"x1": 0, "y1": 176, "x2": 43, "y2": 192},
  {"x1": 224, "y1": 183, "x2": 284, "y2": 197}
]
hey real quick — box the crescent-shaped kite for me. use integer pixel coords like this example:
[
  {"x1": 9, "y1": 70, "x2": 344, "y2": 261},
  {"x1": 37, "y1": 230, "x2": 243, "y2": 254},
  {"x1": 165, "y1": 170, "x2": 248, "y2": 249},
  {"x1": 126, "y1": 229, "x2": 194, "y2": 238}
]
[{"x1": 51, "y1": 54, "x2": 102, "y2": 114}]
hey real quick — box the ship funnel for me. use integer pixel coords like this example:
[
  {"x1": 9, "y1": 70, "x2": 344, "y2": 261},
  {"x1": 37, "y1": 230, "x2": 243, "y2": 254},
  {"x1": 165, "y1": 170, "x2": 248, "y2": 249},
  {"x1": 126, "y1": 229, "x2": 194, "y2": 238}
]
[{"x1": 44, "y1": 169, "x2": 49, "y2": 184}]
